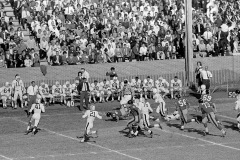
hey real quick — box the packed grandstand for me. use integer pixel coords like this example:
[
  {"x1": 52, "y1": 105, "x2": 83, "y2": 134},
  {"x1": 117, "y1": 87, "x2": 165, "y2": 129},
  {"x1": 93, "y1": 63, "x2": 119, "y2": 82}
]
[{"x1": 0, "y1": 0, "x2": 238, "y2": 68}]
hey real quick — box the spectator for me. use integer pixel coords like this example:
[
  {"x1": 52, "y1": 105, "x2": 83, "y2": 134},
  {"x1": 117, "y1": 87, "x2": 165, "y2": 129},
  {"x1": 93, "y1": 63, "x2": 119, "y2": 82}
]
[
  {"x1": 67, "y1": 53, "x2": 77, "y2": 65},
  {"x1": 52, "y1": 51, "x2": 62, "y2": 66},
  {"x1": 106, "y1": 67, "x2": 118, "y2": 80},
  {"x1": 24, "y1": 55, "x2": 32, "y2": 67}
]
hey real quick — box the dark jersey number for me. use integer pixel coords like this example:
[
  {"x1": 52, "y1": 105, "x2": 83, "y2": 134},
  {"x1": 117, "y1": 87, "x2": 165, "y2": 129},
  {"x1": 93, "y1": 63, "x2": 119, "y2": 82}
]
[
  {"x1": 35, "y1": 104, "x2": 40, "y2": 109},
  {"x1": 90, "y1": 111, "x2": 95, "y2": 117}
]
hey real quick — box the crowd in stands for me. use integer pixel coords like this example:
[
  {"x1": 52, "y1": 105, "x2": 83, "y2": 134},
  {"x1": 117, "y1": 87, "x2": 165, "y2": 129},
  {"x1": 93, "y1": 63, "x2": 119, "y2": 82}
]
[{"x1": 0, "y1": 0, "x2": 239, "y2": 68}]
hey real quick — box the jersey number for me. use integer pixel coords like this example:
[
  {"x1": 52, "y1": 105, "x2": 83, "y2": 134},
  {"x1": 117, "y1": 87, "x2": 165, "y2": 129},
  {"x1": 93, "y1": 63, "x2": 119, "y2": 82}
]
[
  {"x1": 202, "y1": 95, "x2": 212, "y2": 101},
  {"x1": 178, "y1": 99, "x2": 187, "y2": 107},
  {"x1": 35, "y1": 104, "x2": 40, "y2": 109},
  {"x1": 203, "y1": 102, "x2": 210, "y2": 108},
  {"x1": 90, "y1": 111, "x2": 95, "y2": 117}
]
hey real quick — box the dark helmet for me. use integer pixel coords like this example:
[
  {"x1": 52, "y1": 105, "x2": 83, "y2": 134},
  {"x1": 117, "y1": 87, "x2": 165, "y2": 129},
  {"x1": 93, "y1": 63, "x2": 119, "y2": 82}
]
[
  {"x1": 106, "y1": 112, "x2": 111, "y2": 117},
  {"x1": 176, "y1": 94, "x2": 181, "y2": 99},
  {"x1": 198, "y1": 98, "x2": 204, "y2": 103},
  {"x1": 128, "y1": 100, "x2": 133, "y2": 104},
  {"x1": 236, "y1": 90, "x2": 240, "y2": 94}
]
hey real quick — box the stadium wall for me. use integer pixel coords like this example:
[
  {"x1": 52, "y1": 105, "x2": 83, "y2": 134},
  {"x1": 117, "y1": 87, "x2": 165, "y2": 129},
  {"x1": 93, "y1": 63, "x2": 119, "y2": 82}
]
[{"x1": 1, "y1": 56, "x2": 240, "y2": 86}]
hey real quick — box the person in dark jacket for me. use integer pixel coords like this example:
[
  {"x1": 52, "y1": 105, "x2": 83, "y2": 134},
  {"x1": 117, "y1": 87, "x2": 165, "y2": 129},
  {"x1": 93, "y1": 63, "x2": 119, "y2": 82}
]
[{"x1": 77, "y1": 77, "x2": 90, "y2": 110}]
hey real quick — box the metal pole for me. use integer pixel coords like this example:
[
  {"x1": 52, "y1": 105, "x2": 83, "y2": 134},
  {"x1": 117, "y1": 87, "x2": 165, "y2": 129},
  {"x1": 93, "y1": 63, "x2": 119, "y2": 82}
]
[{"x1": 185, "y1": 0, "x2": 193, "y2": 86}]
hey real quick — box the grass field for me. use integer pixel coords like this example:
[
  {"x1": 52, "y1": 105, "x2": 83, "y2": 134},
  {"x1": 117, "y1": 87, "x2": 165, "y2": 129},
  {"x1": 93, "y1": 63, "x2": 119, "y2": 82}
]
[{"x1": 1, "y1": 92, "x2": 240, "y2": 160}]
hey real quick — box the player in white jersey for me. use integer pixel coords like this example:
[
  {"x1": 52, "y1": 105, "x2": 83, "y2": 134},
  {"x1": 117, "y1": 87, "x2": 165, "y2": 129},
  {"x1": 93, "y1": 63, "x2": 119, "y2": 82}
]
[
  {"x1": 79, "y1": 105, "x2": 102, "y2": 142},
  {"x1": 62, "y1": 81, "x2": 73, "y2": 104},
  {"x1": 90, "y1": 80, "x2": 101, "y2": 103},
  {"x1": 1, "y1": 82, "x2": 13, "y2": 109},
  {"x1": 234, "y1": 90, "x2": 240, "y2": 131},
  {"x1": 170, "y1": 76, "x2": 182, "y2": 99},
  {"x1": 25, "y1": 95, "x2": 45, "y2": 135},
  {"x1": 143, "y1": 76, "x2": 154, "y2": 99},
  {"x1": 71, "y1": 80, "x2": 79, "y2": 97},
  {"x1": 12, "y1": 75, "x2": 24, "y2": 109},
  {"x1": 120, "y1": 80, "x2": 134, "y2": 106},
  {"x1": 137, "y1": 98, "x2": 153, "y2": 137},
  {"x1": 131, "y1": 77, "x2": 142, "y2": 96},
  {"x1": 155, "y1": 77, "x2": 169, "y2": 98},
  {"x1": 153, "y1": 88, "x2": 166, "y2": 128},
  {"x1": 110, "y1": 77, "x2": 121, "y2": 101},
  {"x1": 100, "y1": 79, "x2": 111, "y2": 102},
  {"x1": 39, "y1": 82, "x2": 53, "y2": 105},
  {"x1": 52, "y1": 81, "x2": 63, "y2": 104}
]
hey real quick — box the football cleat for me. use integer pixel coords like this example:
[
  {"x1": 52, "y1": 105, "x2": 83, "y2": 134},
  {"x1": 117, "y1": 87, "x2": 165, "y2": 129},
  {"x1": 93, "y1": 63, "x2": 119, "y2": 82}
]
[
  {"x1": 150, "y1": 131, "x2": 153, "y2": 138},
  {"x1": 221, "y1": 131, "x2": 227, "y2": 137}
]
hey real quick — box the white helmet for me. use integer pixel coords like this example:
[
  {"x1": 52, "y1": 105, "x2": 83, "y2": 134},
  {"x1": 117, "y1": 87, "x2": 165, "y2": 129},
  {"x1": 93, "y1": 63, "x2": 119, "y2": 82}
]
[
  {"x1": 90, "y1": 105, "x2": 95, "y2": 110},
  {"x1": 36, "y1": 94, "x2": 42, "y2": 103},
  {"x1": 139, "y1": 97, "x2": 145, "y2": 103},
  {"x1": 200, "y1": 84, "x2": 206, "y2": 91},
  {"x1": 152, "y1": 88, "x2": 158, "y2": 94},
  {"x1": 5, "y1": 82, "x2": 9, "y2": 87},
  {"x1": 56, "y1": 81, "x2": 60, "y2": 86}
]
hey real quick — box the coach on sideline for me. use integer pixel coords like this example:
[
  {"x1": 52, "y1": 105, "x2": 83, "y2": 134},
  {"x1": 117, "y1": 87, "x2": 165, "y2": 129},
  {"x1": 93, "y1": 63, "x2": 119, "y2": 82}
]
[
  {"x1": 200, "y1": 66, "x2": 212, "y2": 94},
  {"x1": 27, "y1": 81, "x2": 38, "y2": 109},
  {"x1": 77, "y1": 77, "x2": 90, "y2": 111}
]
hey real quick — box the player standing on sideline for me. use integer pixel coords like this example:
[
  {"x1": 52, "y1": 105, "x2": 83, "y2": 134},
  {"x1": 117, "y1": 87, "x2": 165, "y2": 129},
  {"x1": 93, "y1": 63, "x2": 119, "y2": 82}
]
[
  {"x1": 1, "y1": 82, "x2": 13, "y2": 109},
  {"x1": 25, "y1": 95, "x2": 45, "y2": 135},
  {"x1": 234, "y1": 90, "x2": 240, "y2": 131},
  {"x1": 175, "y1": 94, "x2": 199, "y2": 130},
  {"x1": 198, "y1": 99, "x2": 226, "y2": 137},
  {"x1": 12, "y1": 74, "x2": 24, "y2": 109},
  {"x1": 78, "y1": 105, "x2": 102, "y2": 143},
  {"x1": 110, "y1": 76, "x2": 120, "y2": 101},
  {"x1": 170, "y1": 76, "x2": 182, "y2": 99}
]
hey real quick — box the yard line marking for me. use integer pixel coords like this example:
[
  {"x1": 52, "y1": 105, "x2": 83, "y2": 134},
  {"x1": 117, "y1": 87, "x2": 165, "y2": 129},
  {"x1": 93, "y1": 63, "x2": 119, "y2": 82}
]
[
  {"x1": 216, "y1": 114, "x2": 236, "y2": 121},
  {"x1": 154, "y1": 128, "x2": 240, "y2": 151},
  {"x1": 12, "y1": 118, "x2": 142, "y2": 160},
  {"x1": 0, "y1": 154, "x2": 13, "y2": 160}
]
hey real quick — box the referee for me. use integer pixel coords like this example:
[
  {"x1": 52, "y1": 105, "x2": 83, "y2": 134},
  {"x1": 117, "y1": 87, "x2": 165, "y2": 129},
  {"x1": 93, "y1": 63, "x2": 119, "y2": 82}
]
[
  {"x1": 200, "y1": 66, "x2": 212, "y2": 94},
  {"x1": 27, "y1": 81, "x2": 38, "y2": 110}
]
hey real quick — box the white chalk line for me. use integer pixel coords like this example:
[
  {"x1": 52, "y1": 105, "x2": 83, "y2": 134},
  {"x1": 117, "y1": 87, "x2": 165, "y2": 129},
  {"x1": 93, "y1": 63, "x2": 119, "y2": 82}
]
[
  {"x1": 0, "y1": 155, "x2": 12, "y2": 160},
  {"x1": 11, "y1": 118, "x2": 141, "y2": 160}
]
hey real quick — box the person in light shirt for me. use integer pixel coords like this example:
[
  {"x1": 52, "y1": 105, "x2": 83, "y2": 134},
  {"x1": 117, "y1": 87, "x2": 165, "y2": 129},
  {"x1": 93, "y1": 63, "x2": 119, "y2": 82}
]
[
  {"x1": 139, "y1": 43, "x2": 148, "y2": 61},
  {"x1": 200, "y1": 66, "x2": 212, "y2": 94},
  {"x1": 1, "y1": 82, "x2": 12, "y2": 109},
  {"x1": 170, "y1": 76, "x2": 182, "y2": 99},
  {"x1": 79, "y1": 105, "x2": 102, "y2": 143},
  {"x1": 12, "y1": 75, "x2": 24, "y2": 109},
  {"x1": 25, "y1": 95, "x2": 45, "y2": 135},
  {"x1": 24, "y1": 55, "x2": 33, "y2": 67},
  {"x1": 27, "y1": 81, "x2": 39, "y2": 110},
  {"x1": 155, "y1": 77, "x2": 169, "y2": 98}
]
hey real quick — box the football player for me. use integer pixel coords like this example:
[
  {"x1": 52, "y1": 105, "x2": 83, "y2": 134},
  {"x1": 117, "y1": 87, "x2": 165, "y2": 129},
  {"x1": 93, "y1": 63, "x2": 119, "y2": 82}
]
[
  {"x1": 175, "y1": 94, "x2": 199, "y2": 130},
  {"x1": 39, "y1": 82, "x2": 53, "y2": 105},
  {"x1": 52, "y1": 81, "x2": 63, "y2": 104},
  {"x1": 198, "y1": 99, "x2": 226, "y2": 137},
  {"x1": 12, "y1": 75, "x2": 24, "y2": 109},
  {"x1": 1, "y1": 82, "x2": 13, "y2": 109},
  {"x1": 125, "y1": 100, "x2": 141, "y2": 137},
  {"x1": 131, "y1": 76, "x2": 142, "y2": 97},
  {"x1": 79, "y1": 105, "x2": 102, "y2": 142},
  {"x1": 120, "y1": 79, "x2": 134, "y2": 107},
  {"x1": 100, "y1": 79, "x2": 111, "y2": 102},
  {"x1": 71, "y1": 80, "x2": 79, "y2": 97},
  {"x1": 143, "y1": 76, "x2": 154, "y2": 99},
  {"x1": 234, "y1": 90, "x2": 240, "y2": 131},
  {"x1": 62, "y1": 81, "x2": 73, "y2": 105},
  {"x1": 155, "y1": 77, "x2": 169, "y2": 98},
  {"x1": 138, "y1": 98, "x2": 153, "y2": 138},
  {"x1": 170, "y1": 76, "x2": 182, "y2": 99},
  {"x1": 25, "y1": 95, "x2": 45, "y2": 135},
  {"x1": 110, "y1": 76, "x2": 120, "y2": 101},
  {"x1": 90, "y1": 80, "x2": 101, "y2": 103}
]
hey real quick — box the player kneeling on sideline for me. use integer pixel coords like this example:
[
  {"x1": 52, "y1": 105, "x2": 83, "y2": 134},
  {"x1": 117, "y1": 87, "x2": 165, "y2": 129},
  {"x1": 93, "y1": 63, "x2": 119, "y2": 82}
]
[
  {"x1": 25, "y1": 95, "x2": 45, "y2": 135},
  {"x1": 78, "y1": 105, "x2": 102, "y2": 143},
  {"x1": 110, "y1": 77, "x2": 121, "y2": 101},
  {"x1": 62, "y1": 81, "x2": 73, "y2": 105},
  {"x1": 175, "y1": 94, "x2": 199, "y2": 130},
  {"x1": 39, "y1": 82, "x2": 53, "y2": 105},
  {"x1": 198, "y1": 99, "x2": 226, "y2": 137},
  {"x1": 138, "y1": 98, "x2": 154, "y2": 138},
  {"x1": 52, "y1": 81, "x2": 63, "y2": 104},
  {"x1": 1, "y1": 82, "x2": 13, "y2": 109},
  {"x1": 234, "y1": 90, "x2": 240, "y2": 131}
]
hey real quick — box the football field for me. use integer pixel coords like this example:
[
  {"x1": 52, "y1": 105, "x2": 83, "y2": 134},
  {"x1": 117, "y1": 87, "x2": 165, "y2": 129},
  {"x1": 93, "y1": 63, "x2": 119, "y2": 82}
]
[{"x1": 1, "y1": 92, "x2": 240, "y2": 160}]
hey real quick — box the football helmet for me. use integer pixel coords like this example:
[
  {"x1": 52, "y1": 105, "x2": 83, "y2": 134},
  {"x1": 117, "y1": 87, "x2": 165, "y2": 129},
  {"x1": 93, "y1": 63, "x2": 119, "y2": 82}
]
[
  {"x1": 128, "y1": 100, "x2": 133, "y2": 104},
  {"x1": 198, "y1": 98, "x2": 204, "y2": 103},
  {"x1": 176, "y1": 94, "x2": 181, "y2": 99},
  {"x1": 152, "y1": 88, "x2": 158, "y2": 94},
  {"x1": 236, "y1": 90, "x2": 240, "y2": 94},
  {"x1": 200, "y1": 84, "x2": 206, "y2": 91},
  {"x1": 90, "y1": 105, "x2": 95, "y2": 110},
  {"x1": 5, "y1": 82, "x2": 9, "y2": 87}
]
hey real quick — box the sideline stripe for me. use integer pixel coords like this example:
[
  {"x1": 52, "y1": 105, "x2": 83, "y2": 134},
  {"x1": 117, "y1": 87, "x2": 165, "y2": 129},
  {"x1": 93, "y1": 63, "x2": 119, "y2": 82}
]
[
  {"x1": 12, "y1": 118, "x2": 141, "y2": 160},
  {"x1": 0, "y1": 155, "x2": 12, "y2": 160},
  {"x1": 154, "y1": 128, "x2": 240, "y2": 151}
]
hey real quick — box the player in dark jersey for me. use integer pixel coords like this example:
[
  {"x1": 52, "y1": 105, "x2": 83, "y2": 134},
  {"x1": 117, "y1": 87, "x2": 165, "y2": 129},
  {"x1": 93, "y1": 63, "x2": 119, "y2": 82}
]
[
  {"x1": 175, "y1": 94, "x2": 199, "y2": 130},
  {"x1": 198, "y1": 99, "x2": 226, "y2": 137},
  {"x1": 123, "y1": 100, "x2": 141, "y2": 138}
]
